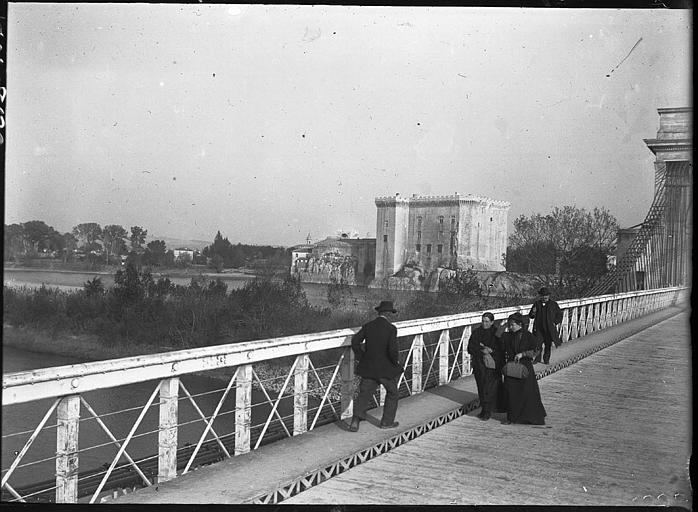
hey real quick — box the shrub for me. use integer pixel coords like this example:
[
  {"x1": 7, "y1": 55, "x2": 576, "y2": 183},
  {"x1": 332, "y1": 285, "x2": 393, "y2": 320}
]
[{"x1": 84, "y1": 277, "x2": 105, "y2": 296}]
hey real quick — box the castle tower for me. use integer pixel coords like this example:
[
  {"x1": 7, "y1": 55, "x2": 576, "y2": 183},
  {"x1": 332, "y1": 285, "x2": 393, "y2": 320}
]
[
  {"x1": 375, "y1": 193, "x2": 410, "y2": 281},
  {"x1": 374, "y1": 193, "x2": 510, "y2": 282}
]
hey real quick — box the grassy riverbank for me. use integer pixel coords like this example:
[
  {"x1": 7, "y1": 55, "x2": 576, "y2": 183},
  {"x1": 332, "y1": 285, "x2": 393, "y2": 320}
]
[{"x1": 2, "y1": 323, "x2": 171, "y2": 363}]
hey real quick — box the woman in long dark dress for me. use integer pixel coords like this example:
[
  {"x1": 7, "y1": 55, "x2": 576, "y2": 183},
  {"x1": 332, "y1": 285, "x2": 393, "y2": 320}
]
[
  {"x1": 467, "y1": 312, "x2": 503, "y2": 421},
  {"x1": 499, "y1": 312, "x2": 546, "y2": 425}
]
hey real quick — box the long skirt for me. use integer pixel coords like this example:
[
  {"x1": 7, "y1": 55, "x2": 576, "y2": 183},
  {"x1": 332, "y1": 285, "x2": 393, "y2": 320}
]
[
  {"x1": 472, "y1": 357, "x2": 504, "y2": 413},
  {"x1": 502, "y1": 360, "x2": 546, "y2": 424}
]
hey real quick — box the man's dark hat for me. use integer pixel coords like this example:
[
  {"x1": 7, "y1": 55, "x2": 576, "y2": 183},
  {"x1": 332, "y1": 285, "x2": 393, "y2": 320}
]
[
  {"x1": 539, "y1": 287, "x2": 550, "y2": 296},
  {"x1": 507, "y1": 312, "x2": 525, "y2": 326},
  {"x1": 375, "y1": 300, "x2": 397, "y2": 313}
]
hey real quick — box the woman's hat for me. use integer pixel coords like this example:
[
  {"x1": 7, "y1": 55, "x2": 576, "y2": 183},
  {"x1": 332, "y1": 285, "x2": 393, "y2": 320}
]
[
  {"x1": 375, "y1": 300, "x2": 397, "y2": 313},
  {"x1": 539, "y1": 287, "x2": 550, "y2": 296},
  {"x1": 507, "y1": 312, "x2": 525, "y2": 326}
]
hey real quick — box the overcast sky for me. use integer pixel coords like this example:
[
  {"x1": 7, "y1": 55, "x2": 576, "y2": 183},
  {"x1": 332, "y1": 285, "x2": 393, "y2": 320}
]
[{"x1": 5, "y1": 4, "x2": 692, "y2": 247}]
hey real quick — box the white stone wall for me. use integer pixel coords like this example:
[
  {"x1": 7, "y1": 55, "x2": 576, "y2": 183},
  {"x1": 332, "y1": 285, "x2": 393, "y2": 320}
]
[{"x1": 375, "y1": 194, "x2": 509, "y2": 281}]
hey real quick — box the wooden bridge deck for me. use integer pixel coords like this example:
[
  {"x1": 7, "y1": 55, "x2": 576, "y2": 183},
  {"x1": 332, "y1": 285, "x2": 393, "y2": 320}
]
[
  {"x1": 115, "y1": 306, "x2": 691, "y2": 506},
  {"x1": 284, "y1": 310, "x2": 692, "y2": 507}
]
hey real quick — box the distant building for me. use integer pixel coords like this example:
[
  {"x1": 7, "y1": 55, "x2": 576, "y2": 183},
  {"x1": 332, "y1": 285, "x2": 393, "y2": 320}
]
[
  {"x1": 291, "y1": 233, "x2": 376, "y2": 286},
  {"x1": 374, "y1": 193, "x2": 510, "y2": 282},
  {"x1": 173, "y1": 248, "x2": 195, "y2": 262},
  {"x1": 290, "y1": 244, "x2": 314, "y2": 270}
]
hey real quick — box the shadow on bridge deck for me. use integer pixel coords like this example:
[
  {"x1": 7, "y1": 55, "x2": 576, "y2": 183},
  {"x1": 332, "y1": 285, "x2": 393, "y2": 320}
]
[{"x1": 114, "y1": 305, "x2": 691, "y2": 506}]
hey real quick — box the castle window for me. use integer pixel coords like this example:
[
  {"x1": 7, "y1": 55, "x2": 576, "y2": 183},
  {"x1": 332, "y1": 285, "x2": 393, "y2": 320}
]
[
  {"x1": 437, "y1": 244, "x2": 443, "y2": 254},
  {"x1": 426, "y1": 244, "x2": 432, "y2": 254},
  {"x1": 451, "y1": 216, "x2": 456, "y2": 229},
  {"x1": 417, "y1": 216, "x2": 423, "y2": 229},
  {"x1": 416, "y1": 244, "x2": 421, "y2": 252},
  {"x1": 438, "y1": 216, "x2": 444, "y2": 225},
  {"x1": 384, "y1": 220, "x2": 389, "y2": 229},
  {"x1": 383, "y1": 234, "x2": 388, "y2": 242},
  {"x1": 439, "y1": 230, "x2": 444, "y2": 239},
  {"x1": 490, "y1": 217, "x2": 493, "y2": 222},
  {"x1": 417, "y1": 231, "x2": 422, "y2": 242}
]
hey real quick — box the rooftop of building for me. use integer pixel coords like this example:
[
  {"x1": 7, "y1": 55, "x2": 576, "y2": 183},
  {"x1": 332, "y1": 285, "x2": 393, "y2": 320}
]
[{"x1": 375, "y1": 192, "x2": 510, "y2": 208}]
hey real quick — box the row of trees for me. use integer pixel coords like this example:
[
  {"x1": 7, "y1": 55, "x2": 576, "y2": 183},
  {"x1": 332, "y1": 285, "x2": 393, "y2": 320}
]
[
  {"x1": 506, "y1": 206, "x2": 619, "y2": 297},
  {"x1": 4, "y1": 221, "x2": 290, "y2": 273},
  {"x1": 4, "y1": 220, "x2": 152, "y2": 264},
  {"x1": 202, "y1": 231, "x2": 289, "y2": 273}
]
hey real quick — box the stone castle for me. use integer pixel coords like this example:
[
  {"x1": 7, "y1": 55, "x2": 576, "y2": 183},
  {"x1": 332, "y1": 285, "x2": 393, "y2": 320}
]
[
  {"x1": 291, "y1": 192, "x2": 509, "y2": 288},
  {"x1": 374, "y1": 193, "x2": 510, "y2": 282}
]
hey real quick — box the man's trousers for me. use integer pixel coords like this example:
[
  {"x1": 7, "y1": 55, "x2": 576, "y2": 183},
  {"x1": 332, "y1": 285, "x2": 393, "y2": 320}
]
[{"x1": 353, "y1": 376, "x2": 399, "y2": 425}]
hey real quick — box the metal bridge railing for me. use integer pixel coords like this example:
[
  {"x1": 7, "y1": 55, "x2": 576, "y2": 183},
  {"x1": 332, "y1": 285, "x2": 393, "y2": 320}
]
[{"x1": 1, "y1": 286, "x2": 688, "y2": 503}]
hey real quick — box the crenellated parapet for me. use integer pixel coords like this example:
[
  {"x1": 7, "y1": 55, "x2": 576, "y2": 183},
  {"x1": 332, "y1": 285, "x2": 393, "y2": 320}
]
[{"x1": 375, "y1": 193, "x2": 510, "y2": 210}]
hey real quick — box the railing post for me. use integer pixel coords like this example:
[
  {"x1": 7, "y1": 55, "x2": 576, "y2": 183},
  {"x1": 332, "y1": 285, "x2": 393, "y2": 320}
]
[
  {"x1": 561, "y1": 309, "x2": 569, "y2": 343},
  {"x1": 586, "y1": 305, "x2": 594, "y2": 334},
  {"x1": 235, "y1": 364, "x2": 252, "y2": 455},
  {"x1": 578, "y1": 305, "x2": 585, "y2": 336},
  {"x1": 158, "y1": 377, "x2": 179, "y2": 484},
  {"x1": 593, "y1": 303, "x2": 601, "y2": 332},
  {"x1": 569, "y1": 307, "x2": 578, "y2": 340},
  {"x1": 627, "y1": 297, "x2": 633, "y2": 320},
  {"x1": 56, "y1": 394, "x2": 80, "y2": 503},
  {"x1": 438, "y1": 329, "x2": 449, "y2": 385},
  {"x1": 602, "y1": 300, "x2": 611, "y2": 329},
  {"x1": 595, "y1": 302, "x2": 602, "y2": 331},
  {"x1": 340, "y1": 346, "x2": 355, "y2": 421},
  {"x1": 585, "y1": 305, "x2": 593, "y2": 335},
  {"x1": 412, "y1": 334, "x2": 424, "y2": 394},
  {"x1": 293, "y1": 354, "x2": 309, "y2": 436},
  {"x1": 611, "y1": 299, "x2": 617, "y2": 325},
  {"x1": 461, "y1": 326, "x2": 472, "y2": 376}
]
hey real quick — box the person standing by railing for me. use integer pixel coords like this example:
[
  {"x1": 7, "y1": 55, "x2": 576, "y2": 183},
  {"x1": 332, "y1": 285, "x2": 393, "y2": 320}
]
[
  {"x1": 528, "y1": 287, "x2": 563, "y2": 365},
  {"x1": 467, "y1": 312, "x2": 504, "y2": 421},
  {"x1": 348, "y1": 300, "x2": 403, "y2": 432},
  {"x1": 499, "y1": 312, "x2": 547, "y2": 425}
]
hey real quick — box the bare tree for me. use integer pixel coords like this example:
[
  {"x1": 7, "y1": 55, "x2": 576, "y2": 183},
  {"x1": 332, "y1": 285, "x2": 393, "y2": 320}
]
[{"x1": 508, "y1": 206, "x2": 619, "y2": 294}]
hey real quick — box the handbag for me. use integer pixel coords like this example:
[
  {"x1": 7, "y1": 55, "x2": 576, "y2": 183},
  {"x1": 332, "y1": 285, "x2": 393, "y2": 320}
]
[
  {"x1": 502, "y1": 361, "x2": 529, "y2": 379},
  {"x1": 482, "y1": 353, "x2": 496, "y2": 369}
]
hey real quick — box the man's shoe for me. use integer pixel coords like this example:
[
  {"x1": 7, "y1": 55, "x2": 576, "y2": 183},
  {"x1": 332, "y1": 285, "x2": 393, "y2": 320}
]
[
  {"x1": 479, "y1": 412, "x2": 491, "y2": 421},
  {"x1": 348, "y1": 419, "x2": 361, "y2": 432},
  {"x1": 543, "y1": 359, "x2": 550, "y2": 365},
  {"x1": 380, "y1": 421, "x2": 399, "y2": 429}
]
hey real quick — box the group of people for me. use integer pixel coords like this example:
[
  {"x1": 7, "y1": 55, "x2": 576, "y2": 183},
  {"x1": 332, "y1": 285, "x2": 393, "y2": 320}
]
[{"x1": 347, "y1": 287, "x2": 562, "y2": 431}]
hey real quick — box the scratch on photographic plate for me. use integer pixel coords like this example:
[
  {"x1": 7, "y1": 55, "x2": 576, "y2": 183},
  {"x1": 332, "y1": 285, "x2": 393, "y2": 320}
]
[{"x1": 607, "y1": 37, "x2": 643, "y2": 77}]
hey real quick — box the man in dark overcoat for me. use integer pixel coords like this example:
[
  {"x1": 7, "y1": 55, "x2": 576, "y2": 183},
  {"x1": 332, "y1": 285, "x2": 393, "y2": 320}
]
[
  {"x1": 349, "y1": 300, "x2": 403, "y2": 432},
  {"x1": 528, "y1": 287, "x2": 563, "y2": 364}
]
